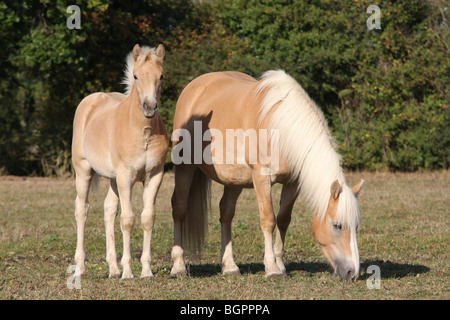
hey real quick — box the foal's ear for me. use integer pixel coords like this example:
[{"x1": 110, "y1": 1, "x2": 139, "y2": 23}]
[
  {"x1": 133, "y1": 44, "x2": 141, "y2": 61},
  {"x1": 351, "y1": 179, "x2": 365, "y2": 197},
  {"x1": 330, "y1": 179, "x2": 342, "y2": 200},
  {"x1": 155, "y1": 44, "x2": 165, "y2": 61}
]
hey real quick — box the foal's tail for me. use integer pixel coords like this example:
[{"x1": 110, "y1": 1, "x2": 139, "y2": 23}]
[
  {"x1": 183, "y1": 168, "x2": 211, "y2": 254},
  {"x1": 89, "y1": 173, "x2": 100, "y2": 193}
]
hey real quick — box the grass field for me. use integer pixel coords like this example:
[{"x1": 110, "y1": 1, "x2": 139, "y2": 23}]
[{"x1": 0, "y1": 171, "x2": 448, "y2": 300}]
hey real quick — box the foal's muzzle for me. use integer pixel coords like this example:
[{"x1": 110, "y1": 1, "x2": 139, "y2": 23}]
[{"x1": 143, "y1": 101, "x2": 158, "y2": 118}]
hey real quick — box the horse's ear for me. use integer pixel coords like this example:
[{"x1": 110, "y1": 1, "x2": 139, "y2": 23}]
[
  {"x1": 330, "y1": 179, "x2": 342, "y2": 200},
  {"x1": 133, "y1": 44, "x2": 141, "y2": 61},
  {"x1": 351, "y1": 179, "x2": 365, "y2": 197},
  {"x1": 155, "y1": 44, "x2": 165, "y2": 61}
]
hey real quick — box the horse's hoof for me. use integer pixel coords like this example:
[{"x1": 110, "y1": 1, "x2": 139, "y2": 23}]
[
  {"x1": 265, "y1": 271, "x2": 286, "y2": 279},
  {"x1": 222, "y1": 268, "x2": 241, "y2": 276},
  {"x1": 170, "y1": 267, "x2": 187, "y2": 278}
]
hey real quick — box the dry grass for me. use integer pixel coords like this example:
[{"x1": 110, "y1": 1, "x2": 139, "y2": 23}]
[{"x1": 0, "y1": 171, "x2": 448, "y2": 300}]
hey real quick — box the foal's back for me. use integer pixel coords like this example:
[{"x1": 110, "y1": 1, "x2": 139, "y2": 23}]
[{"x1": 72, "y1": 92, "x2": 125, "y2": 177}]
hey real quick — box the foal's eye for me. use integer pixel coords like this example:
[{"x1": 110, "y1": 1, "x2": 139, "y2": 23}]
[
  {"x1": 134, "y1": 74, "x2": 138, "y2": 80},
  {"x1": 333, "y1": 222, "x2": 343, "y2": 231}
]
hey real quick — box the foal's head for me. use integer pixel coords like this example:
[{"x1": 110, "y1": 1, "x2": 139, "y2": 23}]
[
  {"x1": 312, "y1": 179, "x2": 364, "y2": 281},
  {"x1": 130, "y1": 44, "x2": 165, "y2": 118}
]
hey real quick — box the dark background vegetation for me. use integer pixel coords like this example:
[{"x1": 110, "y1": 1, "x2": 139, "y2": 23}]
[{"x1": 0, "y1": 0, "x2": 448, "y2": 176}]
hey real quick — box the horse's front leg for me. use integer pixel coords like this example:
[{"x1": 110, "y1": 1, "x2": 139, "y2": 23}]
[
  {"x1": 116, "y1": 170, "x2": 136, "y2": 279},
  {"x1": 140, "y1": 169, "x2": 164, "y2": 278},
  {"x1": 252, "y1": 170, "x2": 284, "y2": 278},
  {"x1": 274, "y1": 184, "x2": 299, "y2": 274}
]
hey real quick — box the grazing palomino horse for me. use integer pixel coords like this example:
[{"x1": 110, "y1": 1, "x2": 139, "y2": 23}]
[
  {"x1": 72, "y1": 44, "x2": 168, "y2": 279},
  {"x1": 170, "y1": 70, "x2": 364, "y2": 281}
]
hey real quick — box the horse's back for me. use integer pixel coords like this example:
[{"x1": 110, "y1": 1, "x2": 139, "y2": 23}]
[
  {"x1": 174, "y1": 72, "x2": 275, "y2": 187},
  {"x1": 174, "y1": 71, "x2": 260, "y2": 131}
]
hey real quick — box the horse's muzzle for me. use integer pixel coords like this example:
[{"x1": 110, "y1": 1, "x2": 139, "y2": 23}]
[{"x1": 334, "y1": 260, "x2": 359, "y2": 282}]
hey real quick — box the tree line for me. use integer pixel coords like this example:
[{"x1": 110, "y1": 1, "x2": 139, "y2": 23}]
[{"x1": 0, "y1": 0, "x2": 448, "y2": 175}]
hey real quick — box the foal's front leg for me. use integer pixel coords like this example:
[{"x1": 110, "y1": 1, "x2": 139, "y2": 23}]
[
  {"x1": 252, "y1": 170, "x2": 284, "y2": 278},
  {"x1": 74, "y1": 169, "x2": 93, "y2": 276},
  {"x1": 140, "y1": 169, "x2": 164, "y2": 278},
  {"x1": 116, "y1": 170, "x2": 136, "y2": 279}
]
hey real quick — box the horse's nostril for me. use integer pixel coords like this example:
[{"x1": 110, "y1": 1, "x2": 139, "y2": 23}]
[{"x1": 346, "y1": 270, "x2": 353, "y2": 281}]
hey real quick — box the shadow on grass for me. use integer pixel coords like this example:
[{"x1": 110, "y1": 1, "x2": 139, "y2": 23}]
[
  {"x1": 359, "y1": 260, "x2": 430, "y2": 279},
  {"x1": 187, "y1": 260, "x2": 430, "y2": 279},
  {"x1": 187, "y1": 261, "x2": 330, "y2": 277}
]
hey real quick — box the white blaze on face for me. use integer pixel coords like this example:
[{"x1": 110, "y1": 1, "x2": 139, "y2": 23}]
[{"x1": 350, "y1": 227, "x2": 360, "y2": 277}]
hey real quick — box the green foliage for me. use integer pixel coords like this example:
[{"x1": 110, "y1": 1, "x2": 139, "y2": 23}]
[
  {"x1": 0, "y1": 0, "x2": 448, "y2": 175},
  {"x1": 331, "y1": 0, "x2": 449, "y2": 170}
]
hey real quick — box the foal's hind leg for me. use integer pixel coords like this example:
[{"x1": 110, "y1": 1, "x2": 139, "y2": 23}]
[
  {"x1": 274, "y1": 184, "x2": 299, "y2": 274},
  {"x1": 73, "y1": 161, "x2": 94, "y2": 276},
  {"x1": 220, "y1": 186, "x2": 242, "y2": 275},
  {"x1": 140, "y1": 169, "x2": 164, "y2": 278},
  {"x1": 104, "y1": 179, "x2": 120, "y2": 278}
]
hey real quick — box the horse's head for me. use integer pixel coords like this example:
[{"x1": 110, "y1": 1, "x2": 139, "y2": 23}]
[
  {"x1": 312, "y1": 179, "x2": 364, "y2": 281},
  {"x1": 132, "y1": 44, "x2": 165, "y2": 118}
]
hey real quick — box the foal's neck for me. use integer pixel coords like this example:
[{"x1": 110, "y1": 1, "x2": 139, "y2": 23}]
[{"x1": 126, "y1": 86, "x2": 158, "y2": 129}]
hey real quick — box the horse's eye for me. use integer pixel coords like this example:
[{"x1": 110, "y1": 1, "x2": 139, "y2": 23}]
[
  {"x1": 160, "y1": 74, "x2": 164, "y2": 81},
  {"x1": 134, "y1": 74, "x2": 138, "y2": 80},
  {"x1": 333, "y1": 222, "x2": 343, "y2": 231}
]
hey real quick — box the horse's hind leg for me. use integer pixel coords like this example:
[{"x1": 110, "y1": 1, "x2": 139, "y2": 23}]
[
  {"x1": 220, "y1": 186, "x2": 242, "y2": 275},
  {"x1": 274, "y1": 184, "x2": 299, "y2": 274},
  {"x1": 140, "y1": 169, "x2": 164, "y2": 278},
  {"x1": 170, "y1": 164, "x2": 196, "y2": 277},
  {"x1": 73, "y1": 160, "x2": 94, "y2": 276},
  {"x1": 104, "y1": 179, "x2": 120, "y2": 278}
]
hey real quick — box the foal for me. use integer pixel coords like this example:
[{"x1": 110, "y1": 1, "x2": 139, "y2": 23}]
[{"x1": 72, "y1": 44, "x2": 168, "y2": 279}]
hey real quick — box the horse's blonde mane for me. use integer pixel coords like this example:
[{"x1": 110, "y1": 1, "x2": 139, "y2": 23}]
[
  {"x1": 122, "y1": 46, "x2": 162, "y2": 95},
  {"x1": 256, "y1": 70, "x2": 360, "y2": 228}
]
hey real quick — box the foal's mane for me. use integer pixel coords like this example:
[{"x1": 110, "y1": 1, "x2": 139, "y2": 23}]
[
  {"x1": 122, "y1": 46, "x2": 162, "y2": 96},
  {"x1": 256, "y1": 70, "x2": 360, "y2": 228}
]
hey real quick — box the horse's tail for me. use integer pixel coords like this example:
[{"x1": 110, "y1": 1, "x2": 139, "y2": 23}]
[
  {"x1": 90, "y1": 173, "x2": 100, "y2": 193},
  {"x1": 183, "y1": 168, "x2": 211, "y2": 254}
]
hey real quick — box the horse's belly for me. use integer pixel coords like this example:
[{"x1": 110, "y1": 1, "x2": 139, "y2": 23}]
[{"x1": 201, "y1": 163, "x2": 253, "y2": 187}]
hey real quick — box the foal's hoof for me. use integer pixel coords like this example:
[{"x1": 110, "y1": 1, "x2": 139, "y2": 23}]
[
  {"x1": 121, "y1": 271, "x2": 134, "y2": 280},
  {"x1": 140, "y1": 271, "x2": 154, "y2": 279},
  {"x1": 108, "y1": 272, "x2": 121, "y2": 279}
]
